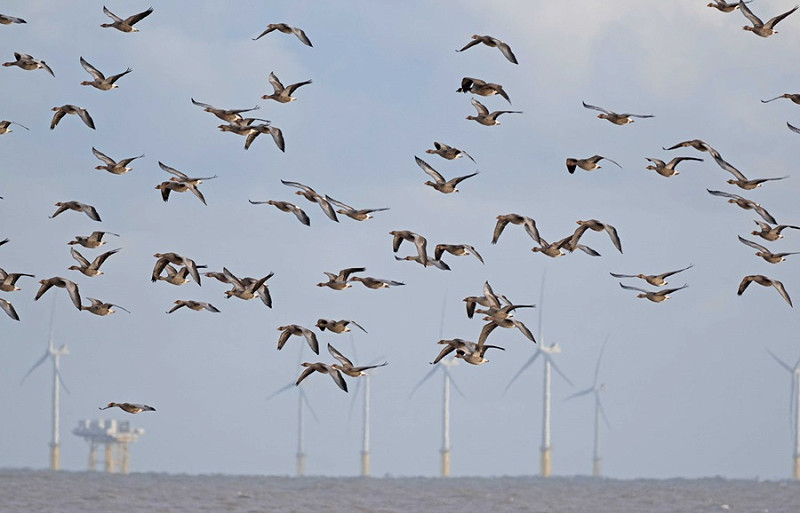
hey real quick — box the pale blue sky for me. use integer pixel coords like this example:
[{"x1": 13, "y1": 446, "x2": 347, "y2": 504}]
[{"x1": 1, "y1": 0, "x2": 800, "y2": 479}]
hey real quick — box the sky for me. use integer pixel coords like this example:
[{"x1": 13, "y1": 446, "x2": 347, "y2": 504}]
[{"x1": 2, "y1": 0, "x2": 800, "y2": 480}]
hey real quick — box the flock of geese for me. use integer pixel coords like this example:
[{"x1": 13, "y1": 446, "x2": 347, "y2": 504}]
[{"x1": 1, "y1": 2, "x2": 799, "y2": 408}]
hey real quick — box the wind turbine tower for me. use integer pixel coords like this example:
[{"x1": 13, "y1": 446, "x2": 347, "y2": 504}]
[
  {"x1": 506, "y1": 278, "x2": 572, "y2": 477},
  {"x1": 268, "y1": 382, "x2": 317, "y2": 476},
  {"x1": 767, "y1": 349, "x2": 800, "y2": 480},
  {"x1": 361, "y1": 373, "x2": 371, "y2": 476},
  {"x1": 21, "y1": 305, "x2": 69, "y2": 471},
  {"x1": 566, "y1": 338, "x2": 610, "y2": 477},
  {"x1": 411, "y1": 357, "x2": 464, "y2": 477}
]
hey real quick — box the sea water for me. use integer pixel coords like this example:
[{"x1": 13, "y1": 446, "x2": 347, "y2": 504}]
[{"x1": 0, "y1": 469, "x2": 798, "y2": 513}]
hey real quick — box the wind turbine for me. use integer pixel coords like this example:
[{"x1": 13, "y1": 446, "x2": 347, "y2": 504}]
[
  {"x1": 767, "y1": 349, "x2": 800, "y2": 480},
  {"x1": 20, "y1": 302, "x2": 69, "y2": 470},
  {"x1": 505, "y1": 274, "x2": 572, "y2": 477},
  {"x1": 267, "y1": 344, "x2": 319, "y2": 476},
  {"x1": 410, "y1": 358, "x2": 466, "y2": 477},
  {"x1": 342, "y1": 334, "x2": 385, "y2": 477},
  {"x1": 565, "y1": 337, "x2": 610, "y2": 477}
]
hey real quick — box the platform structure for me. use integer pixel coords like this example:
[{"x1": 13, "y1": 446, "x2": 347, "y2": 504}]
[{"x1": 72, "y1": 419, "x2": 145, "y2": 474}]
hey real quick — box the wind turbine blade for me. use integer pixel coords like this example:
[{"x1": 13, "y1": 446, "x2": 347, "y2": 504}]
[
  {"x1": 266, "y1": 382, "x2": 295, "y2": 401},
  {"x1": 504, "y1": 351, "x2": 541, "y2": 394},
  {"x1": 54, "y1": 364, "x2": 70, "y2": 395},
  {"x1": 767, "y1": 349, "x2": 794, "y2": 373},
  {"x1": 538, "y1": 271, "x2": 546, "y2": 343},
  {"x1": 548, "y1": 357, "x2": 573, "y2": 387},
  {"x1": 347, "y1": 377, "x2": 362, "y2": 422},
  {"x1": 593, "y1": 335, "x2": 610, "y2": 386},
  {"x1": 47, "y1": 297, "x2": 57, "y2": 352},
  {"x1": 409, "y1": 365, "x2": 440, "y2": 398},
  {"x1": 597, "y1": 395, "x2": 612, "y2": 430},
  {"x1": 446, "y1": 368, "x2": 468, "y2": 400},
  {"x1": 20, "y1": 351, "x2": 50, "y2": 385},
  {"x1": 300, "y1": 389, "x2": 320, "y2": 422},
  {"x1": 438, "y1": 291, "x2": 447, "y2": 339},
  {"x1": 564, "y1": 387, "x2": 593, "y2": 401}
]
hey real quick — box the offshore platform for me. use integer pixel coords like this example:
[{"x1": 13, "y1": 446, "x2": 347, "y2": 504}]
[{"x1": 72, "y1": 419, "x2": 145, "y2": 474}]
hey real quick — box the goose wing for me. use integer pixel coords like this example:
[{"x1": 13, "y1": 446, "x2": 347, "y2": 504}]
[
  {"x1": 415, "y1": 156, "x2": 445, "y2": 184},
  {"x1": 79, "y1": 57, "x2": 104, "y2": 80}
]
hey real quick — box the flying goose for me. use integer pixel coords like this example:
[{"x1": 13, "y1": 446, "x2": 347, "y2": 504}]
[
  {"x1": 390, "y1": 230, "x2": 428, "y2": 265},
  {"x1": 645, "y1": 156, "x2": 704, "y2": 177},
  {"x1": 99, "y1": 402, "x2": 155, "y2": 413},
  {"x1": 316, "y1": 267, "x2": 366, "y2": 290},
  {"x1": 567, "y1": 219, "x2": 623, "y2": 254},
  {"x1": 152, "y1": 252, "x2": 202, "y2": 285},
  {"x1": 79, "y1": 57, "x2": 132, "y2": 90},
  {"x1": 610, "y1": 264, "x2": 693, "y2": 287},
  {"x1": 68, "y1": 247, "x2": 120, "y2": 277},
  {"x1": 92, "y1": 147, "x2": 143, "y2": 175},
  {"x1": 737, "y1": 275, "x2": 792, "y2": 306},
  {"x1": 707, "y1": 189, "x2": 777, "y2": 224},
  {"x1": 249, "y1": 199, "x2": 310, "y2": 226},
  {"x1": 155, "y1": 180, "x2": 207, "y2": 206},
  {"x1": 582, "y1": 101, "x2": 653, "y2": 125},
  {"x1": 253, "y1": 23, "x2": 313, "y2": 46},
  {"x1": 156, "y1": 264, "x2": 201, "y2": 286},
  {"x1": 262, "y1": 71, "x2": 312, "y2": 103},
  {"x1": 324, "y1": 195, "x2": 389, "y2": 221},
  {"x1": 738, "y1": 235, "x2": 800, "y2": 263},
  {"x1": 0, "y1": 13, "x2": 26, "y2": 24},
  {"x1": 619, "y1": 283, "x2": 688, "y2": 303},
  {"x1": 191, "y1": 98, "x2": 260, "y2": 123},
  {"x1": 0, "y1": 269, "x2": 34, "y2": 292},
  {"x1": 0, "y1": 298, "x2": 19, "y2": 320},
  {"x1": 456, "y1": 35, "x2": 518, "y2": 64},
  {"x1": 81, "y1": 297, "x2": 130, "y2": 316},
  {"x1": 434, "y1": 244, "x2": 484, "y2": 264},
  {"x1": 50, "y1": 105, "x2": 95, "y2": 130},
  {"x1": 280, "y1": 180, "x2": 338, "y2": 221},
  {"x1": 348, "y1": 276, "x2": 406, "y2": 288},
  {"x1": 0, "y1": 120, "x2": 29, "y2": 134},
  {"x1": 492, "y1": 214, "x2": 540, "y2": 244},
  {"x1": 739, "y1": 2, "x2": 798, "y2": 37},
  {"x1": 662, "y1": 139, "x2": 721, "y2": 159},
  {"x1": 708, "y1": 0, "x2": 752, "y2": 12},
  {"x1": 425, "y1": 141, "x2": 476, "y2": 162},
  {"x1": 100, "y1": 6, "x2": 153, "y2": 32},
  {"x1": 316, "y1": 319, "x2": 367, "y2": 333},
  {"x1": 532, "y1": 235, "x2": 600, "y2": 258},
  {"x1": 393, "y1": 255, "x2": 450, "y2": 270},
  {"x1": 712, "y1": 156, "x2": 789, "y2": 190},
  {"x1": 296, "y1": 363, "x2": 348, "y2": 392},
  {"x1": 222, "y1": 268, "x2": 273, "y2": 305},
  {"x1": 217, "y1": 120, "x2": 282, "y2": 151},
  {"x1": 432, "y1": 338, "x2": 504, "y2": 365},
  {"x1": 415, "y1": 156, "x2": 478, "y2": 193},
  {"x1": 475, "y1": 304, "x2": 536, "y2": 325},
  {"x1": 751, "y1": 220, "x2": 800, "y2": 241},
  {"x1": 50, "y1": 201, "x2": 101, "y2": 222},
  {"x1": 466, "y1": 98, "x2": 522, "y2": 126},
  {"x1": 68, "y1": 231, "x2": 119, "y2": 248},
  {"x1": 278, "y1": 324, "x2": 320, "y2": 354},
  {"x1": 328, "y1": 344, "x2": 387, "y2": 377},
  {"x1": 166, "y1": 300, "x2": 220, "y2": 314},
  {"x1": 34, "y1": 277, "x2": 81, "y2": 310},
  {"x1": 566, "y1": 155, "x2": 621, "y2": 174},
  {"x1": 456, "y1": 77, "x2": 511, "y2": 104},
  {"x1": 3, "y1": 52, "x2": 54, "y2": 76}
]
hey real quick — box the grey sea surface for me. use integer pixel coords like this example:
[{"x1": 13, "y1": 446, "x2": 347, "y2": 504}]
[{"x1": 1, "y1": 469, "x2": 798, "y2": 513}]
